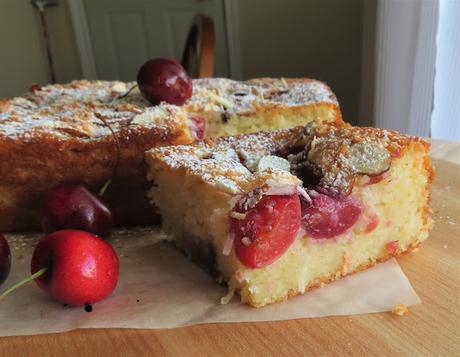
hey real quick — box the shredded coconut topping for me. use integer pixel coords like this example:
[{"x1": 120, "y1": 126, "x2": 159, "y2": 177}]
[{"x1": 230, "y1": 211, "x2": 247, "y2": 220}]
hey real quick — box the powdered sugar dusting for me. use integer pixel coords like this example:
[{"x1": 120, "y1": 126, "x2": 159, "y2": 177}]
[
  {"x1": 147, "y1": 126, "x2": 307, "y2": 194},
  {"x1": 147, "y1": 121, "x2": 424, "y2": 198},
  {"x1": 0, "y1": 78, "x2": 337, "y2": 141},
  {"x1": 0, "y1": 80, "x2": 187, "y2": 140},
  {"x1": 186, "y1": 78, "x2": 338, "y2": 114}
]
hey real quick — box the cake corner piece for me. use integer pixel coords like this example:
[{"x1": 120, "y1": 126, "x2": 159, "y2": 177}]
[
  {"x1": 145, "y1": 121, "x2": 433, "y2": 307},
  {"x1": 0, "y1": 74, "x2": 431, "y2": 306}
]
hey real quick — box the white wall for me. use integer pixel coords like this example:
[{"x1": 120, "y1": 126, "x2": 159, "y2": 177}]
[
  {"x1": 360, "y1": 0, "x2": 440, "y2": 136},
  {"x1": 431, "y1": 0, "x2": 460, "y2": 140}
]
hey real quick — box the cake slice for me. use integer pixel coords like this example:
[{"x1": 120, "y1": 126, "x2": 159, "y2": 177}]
[
  {"x1": 145, "y1": 121, "x2": 433, "y2": 307},
  {"x1": 0, "y1": 77, "x2": 340, "y2": 231}
]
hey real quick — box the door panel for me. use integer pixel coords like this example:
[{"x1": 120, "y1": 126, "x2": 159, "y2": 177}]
[
  {"x1": 166, "y1": 9, "x2": 197, "y2": 56},
  {"x1": 106, "y1": 12, "x2": 149, "y2": 79},
  {"x1": 83, "y1": 0, "x2": 229, "y2": 80}
]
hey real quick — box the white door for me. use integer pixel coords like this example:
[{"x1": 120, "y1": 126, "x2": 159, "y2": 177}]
[{"x1": 80, "y1": 0, "x2": 230, "y2": 80}]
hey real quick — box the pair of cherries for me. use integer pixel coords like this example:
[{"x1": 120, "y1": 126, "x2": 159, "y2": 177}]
[
  {"x1": 42, "y1": 58, "x2": 196, "y2": 238},
  {"x1": 0, "y1": 183, "x2": 118, "y2": 306},
  {"x1": 36, "y1": 57, "x2": 195, "y2": 240},
  {"x1": 1, "y1": 57, "x2": 194, "y2": 305},
  {"x1": 230, "y1": 193, "x2": 364, "y2": 269}
]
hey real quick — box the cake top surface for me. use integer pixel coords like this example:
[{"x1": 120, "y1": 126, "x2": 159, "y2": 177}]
[
  {"x1": 147, "y1": 121, "x2": 428, "y2": 195},
  {"x1": 186, "y1": 78, "x2": 338, "y2": 114},
  {"x1": 0, "y1": 80, "x2": 187, "y2": 141},
  {"x1": 0, "y1": 78, "x2": 337, "y2": 141}
]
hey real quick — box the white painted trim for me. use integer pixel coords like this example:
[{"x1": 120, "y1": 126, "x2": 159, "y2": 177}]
[
  {"x1": 371, "y1": 0, "x2": 438, "y2": 136},
  {"x1": 70, "y1": 0, "x2": 239, "y2": 80},
  {"x1": 407, "y1": 0, "x2": 438, "y2": 137},
  {"x1": 223, "y1": 0, "x2": 242, "y2": 80},
  {"x1": 431, "y1": 0, "x2": 460, "y2": 140},
  {"x1": 68, "y1": 0, "x2": 98, "y2": 79}
]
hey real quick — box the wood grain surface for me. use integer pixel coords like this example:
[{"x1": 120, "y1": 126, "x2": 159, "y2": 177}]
[{"x1": 0, "y1": 146, "x2": 459, "y2": 357}]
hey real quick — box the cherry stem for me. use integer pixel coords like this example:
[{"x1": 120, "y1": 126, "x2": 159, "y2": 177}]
[
  {"x1": 0, "y1": 267, "x2": 48, "y2": 301},
  {"x1": 118, "y1": 84, "x2": 137, "y2": 99},
  {"x1": 94, "y1": 113, "x2": 121, "y2": 197},
  {"x1": 98, "y1": 179, "x2": 112, "y2": 197}
]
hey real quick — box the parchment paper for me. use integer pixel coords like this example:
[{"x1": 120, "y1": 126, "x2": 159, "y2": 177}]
[{"x1": 0, "y1": 227, "x2": 420, "y2": 337}]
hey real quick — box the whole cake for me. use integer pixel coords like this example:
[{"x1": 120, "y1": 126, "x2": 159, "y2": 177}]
[
  {"x1": 145, "y1": 121, "x2": 433, "y2": 307},
  {"x1": 0, "y1": 78, "x2": 341, "y2": 231}
]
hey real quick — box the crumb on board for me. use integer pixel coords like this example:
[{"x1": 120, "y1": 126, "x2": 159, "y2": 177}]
[
  {"x1": 392, "y1": 303, "x2": 409, "y2": 316},
  {"x1": 220, "y1": 288, "x2": 235, "y2": 305}
]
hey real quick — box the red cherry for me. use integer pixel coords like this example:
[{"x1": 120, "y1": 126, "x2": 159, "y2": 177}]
[
  {"x1": 366, "y1": 171, "x2": 390, "y2": 185},
  {"x1": 137, "y1": 58, "x2": 192, "y2": 106},
  {"x1": 31, "y1": 230, "x2": 119, "y2": 306},
  {"x1": 363, "y1": 212, "x2": 379, "y2": 233},
  {"x1": 189, "y1": 116, "x2": 205, "y2": 141},
  {"x1": 231, "y1": 195, "x2": 301, "y2": 269},
  {"x1": 0, "y1": 234, "x2": 11, "y2": 287},
  {"x1": 42, "y1": 183, "x2": 113, "y2": 239},
  {"x1": 390, "y1": 148, "x2": 401, "y2": 158},
  {"x1": 301, "y1": 193, "x2": 362, "y2": 239},
  {"x1": 386, "y1": 240, "x2": 399, "y2": 255}
]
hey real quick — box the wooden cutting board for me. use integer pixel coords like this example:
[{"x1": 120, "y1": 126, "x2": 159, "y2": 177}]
[{"x1": 0, "y1": 158, "x2": 458, "y2": 357}]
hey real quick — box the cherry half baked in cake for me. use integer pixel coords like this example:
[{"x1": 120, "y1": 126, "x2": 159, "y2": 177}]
[
  {"x1": 230, "y1": 192, "x2": 365, "y2": 269},
  {"x1": 231, "y1": 195, "x2": 301, "y2": 268},
  {"x1": 146, "y1": 120, "x2": 433, "y2": 307}
]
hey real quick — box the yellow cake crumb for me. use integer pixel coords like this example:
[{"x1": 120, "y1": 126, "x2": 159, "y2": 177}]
[{"x1": 392, "y1": 303, "x2": 409, "y2": 316}]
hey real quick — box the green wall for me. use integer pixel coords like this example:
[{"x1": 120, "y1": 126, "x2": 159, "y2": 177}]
[
  {"x1": 0, "y1": 0, "x2": 81, "y2": 98},
  {"x1": 237, "y1": 0, "x2": 364, "y2": 123}
]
